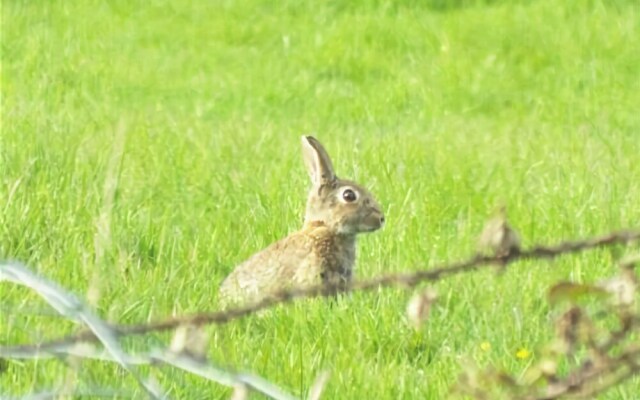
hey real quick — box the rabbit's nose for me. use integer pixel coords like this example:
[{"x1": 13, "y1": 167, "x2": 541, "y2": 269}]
[{"x1": 380, "y1": 216, "x2": 385, "y2": 225}]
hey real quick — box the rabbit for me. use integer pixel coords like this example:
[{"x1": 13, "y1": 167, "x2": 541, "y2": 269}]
[{"x1": 218, "y1": 135, "x2": 385, "y2": 306}]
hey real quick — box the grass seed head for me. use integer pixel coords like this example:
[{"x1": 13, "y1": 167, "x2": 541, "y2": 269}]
[{"x1": 406, "y1": 288, "x2": 438, "y2": 329}]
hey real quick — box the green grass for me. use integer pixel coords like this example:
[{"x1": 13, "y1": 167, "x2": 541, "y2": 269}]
[{"x1": 2, "y1": 0, "x2": 640, "y2": 398}]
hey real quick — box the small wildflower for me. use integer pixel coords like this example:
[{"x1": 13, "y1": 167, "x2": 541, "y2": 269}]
[
  {"x1": 480, "y1": 341, "x2": 491, "y2": 352},
  {"x1": 516, "y1": 348, "x2": 531, "y2": 360}
]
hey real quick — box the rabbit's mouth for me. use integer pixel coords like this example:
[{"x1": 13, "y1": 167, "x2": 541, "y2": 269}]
[
  {"x1": 335, "y1": 211, "x2": 384, "y2": 234},
  {"x1": 359, "y1": 211, "x2": 385, "y2": 232}
]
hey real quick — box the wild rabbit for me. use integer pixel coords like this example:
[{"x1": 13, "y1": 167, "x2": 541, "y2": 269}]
[{"x1": 219, "y1": 136, "x2": 385, "y2": 306}]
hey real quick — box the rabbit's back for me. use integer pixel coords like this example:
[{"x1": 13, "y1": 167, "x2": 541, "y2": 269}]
[
  {"x1": 218, "y1": 230, "x2": 318, "y2": 305},
  {"x1": 219, "y1": 223, "x2": 355, "y2": 305}
]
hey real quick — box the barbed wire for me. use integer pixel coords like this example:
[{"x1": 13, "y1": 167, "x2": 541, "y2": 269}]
[{"x1": 3, "y1": 228, "x2": 638, "y2": 357}]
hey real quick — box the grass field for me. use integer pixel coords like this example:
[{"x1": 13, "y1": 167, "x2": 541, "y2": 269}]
[{"x1": 2, "y1": 0, "x2": 640, "y2": 398}]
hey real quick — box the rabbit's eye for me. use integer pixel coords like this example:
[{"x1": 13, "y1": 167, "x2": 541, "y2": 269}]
[{"x1": 341, "y1": 188, "x2": 358, "y2": 203}]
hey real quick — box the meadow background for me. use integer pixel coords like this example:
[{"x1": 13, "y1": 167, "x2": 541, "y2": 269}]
[{"x1": 2, "y1": 0, "x2": 640, "y2": 398}]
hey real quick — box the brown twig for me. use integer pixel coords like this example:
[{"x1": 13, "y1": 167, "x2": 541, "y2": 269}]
[
  {"x1": 2, "y1": 228, "x2": 639, "y2": 356},
  {"x1": 530, "y1": 346, "x2": 640, "y2": 400},
  {"x1": 546, "y1": 319, "x2": 640, "y2": 400}
]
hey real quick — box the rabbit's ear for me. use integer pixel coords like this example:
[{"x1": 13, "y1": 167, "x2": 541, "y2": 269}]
[{"x1": 301, "y1": 136, "x2": 336, "y2": 186}]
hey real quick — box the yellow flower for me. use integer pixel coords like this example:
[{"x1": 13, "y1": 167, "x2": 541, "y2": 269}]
[
  {"x1": 516, "y1": 348, "x2": 531, "y2": 359},
  {"x1": 480, "y1": 341, "x2": 491, "y2": 352}
]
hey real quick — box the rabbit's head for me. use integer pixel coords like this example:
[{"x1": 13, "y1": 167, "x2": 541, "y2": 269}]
[{"x1": 301, "y1": 136, "x2": 385, "y2": 235}]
